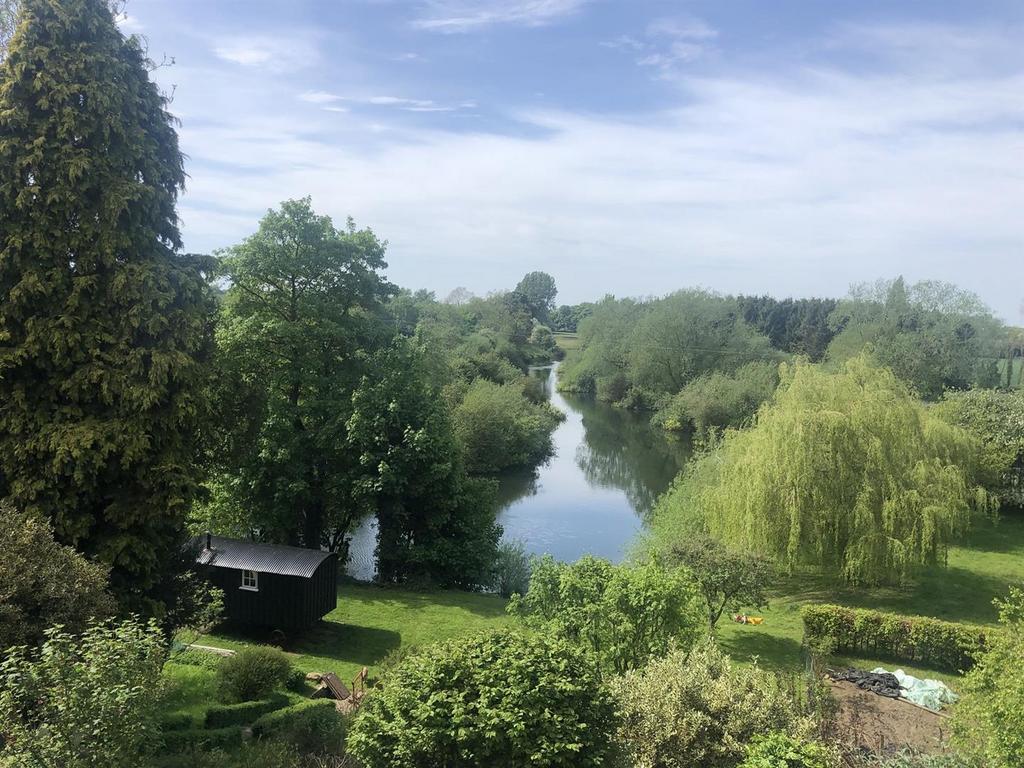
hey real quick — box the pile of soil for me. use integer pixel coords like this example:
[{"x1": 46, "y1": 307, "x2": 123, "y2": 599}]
[{"x1": 827, "y1": 679, "x2": 955, "y2": 756}]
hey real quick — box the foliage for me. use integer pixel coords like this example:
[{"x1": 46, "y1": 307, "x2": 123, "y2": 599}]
[
  {"x1": 216, "y1": 646, "x2": 294, "y2": 703},
  {"x1": 740, "y1": 732, "x2": 838, "y2": 768},
  {"x1": 559, "y1": 291, "x2": 777, "y2": 408},
  {"x1": 514, "y1": 270, "x2": 558, "y2": 323},
  {"x1": 936, "y1": 388, "x2": 1024, "y2": 510},
  {"x1": 251, "y1": 699, "x2": 345, "y2": 754},
  {"x1": 737, "y1": 296, "x2": 840, "y2": 361},
  {"x1": 617, "y1": 643, "x2": 816, "y2": 768},
  {"x1": 0, "y1": 502, "x2": 115, "y2": 649},
  {"x1": 653, "y1": 361, "x2": 779, "y2": 434},
  {"x1": 859, "y1": 751, "x2": 983, "y2": 768},
  {"x1": 508, "y1": 555, "x2": 703, "y2": 675},
  {"x1": 0, "y1": 618, "x2": 166, "y2": 768},
  {"x1": 665, "y1": 535, "x2": 773, "y2": 632},
  {"x1": 549, "y1": 302, "x2": 595, "y2": 333},
  {"x1": 953, "y1": 588, "x2": 1024, "y2": 767},
  {"x1": 347, "y1": 339, "x2": 502, "y2": 588},
  {"x1": 491, "y1": 539, "x2": 532, "y2": 598},
  {"x1": 160, "y1": 725, "x2": 243, "y2": 754},
  {"x1": 651, "y1": 355, "x2": 992, "y2": 585},
  {"x1": 453, "y1": 378, "x2": 563, "y2": 474},
  {"x1": 203, "y1": 694, "x2": 288, "y2": 728},
  {"x1": 0, "y1": 0, "x2": 217, "y2": 613},
  {"x1": 800, "y1": 604, "x2": 988, "y2": 672},
  {"x1": 347, "y1": 630, "x2": 618, "y2": 768},
  {"x1": 0, "y1": 0, "x2": 16, "y2": 61},
  {"x1": 207, "y1": 198, "x2": 393, "y2": 550},
  {"x1": 826, "y1": 278, "x2": 1004, "y2": 400}
]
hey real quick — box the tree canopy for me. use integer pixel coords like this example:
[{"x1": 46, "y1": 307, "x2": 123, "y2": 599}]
[
  {"x1": 0, "y1": 0, "x2": 215, "y2": 610},
  {"x1": 651, "y1": 355, "x2": 993, "y2": 585},
  {"x1": 205, "y1": 198, "x2": 393, "y2": 550},
  {"x1": 514, "y1": 270, "x2": 558, "y2": 323}
]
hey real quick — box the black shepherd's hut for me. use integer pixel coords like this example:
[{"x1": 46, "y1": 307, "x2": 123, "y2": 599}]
[{"x1": 196, "y1": 535, "x2": 337, "y2": 630}]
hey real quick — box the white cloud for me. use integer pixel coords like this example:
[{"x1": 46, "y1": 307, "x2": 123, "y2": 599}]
[
  {"x1": 603, "y1": 15, "x2": 718, "y2": 75},
  {"x1": 299, "y1": 91, "x2": 343, "y2": 104},
  {"x1": 413, "y1": 0, "x2": 592, "y2": 33},
  {"x1": 213, "y1": 36, "x2": 317, "y2": 71},
  {"x1": 168, "y1": 23, "x2": 1024, "y2": 321}
]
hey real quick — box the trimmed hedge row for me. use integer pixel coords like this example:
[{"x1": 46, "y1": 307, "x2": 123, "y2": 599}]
[
  {"x1": 161, "y1": 725, "x2": 242, "y2": 752},
  {"x1": 252, "y1": 699, "x2": 344, "y2": 752},
  {"x1": 204, "y1": 693, "x2": 289, "y2": 728},
  {"x1": 159, "y1": 712, "x2": 193, "y2": 732},
  {"x1": 252, "y1": 698, "x2": 337, "y2": 737},
  {"x1": 801, "y1": 603, "x2": 989, "y2": 672}
]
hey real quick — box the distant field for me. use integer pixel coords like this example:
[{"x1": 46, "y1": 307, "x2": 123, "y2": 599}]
[{"x1": 553, "y1": 331, "x2": 581, "y2": 353}]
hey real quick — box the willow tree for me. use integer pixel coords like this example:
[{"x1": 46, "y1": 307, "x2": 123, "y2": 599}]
[
  {"x1": 0, "y1": 0, "x2": 215, "y2": 609},
  {"x1": 651, "y1": 355, "x2": 992, "y2": 585}
]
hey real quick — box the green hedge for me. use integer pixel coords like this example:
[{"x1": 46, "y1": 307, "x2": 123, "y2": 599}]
[
  {"x1": 801, "y1": 604, "x2": 989, "y2": 672},
  {"x1": 159, "y1": 712, "x2": 194, "y2": 732},
  {"x1": 252, "y1": 699, "x2": 344, "y2": 752},
  {"x1": 204, "y1": 693, "x2": 288, "y2": 728},
  {"x1": 160, "y1": 725, "x2": 243, "y2": 753}
]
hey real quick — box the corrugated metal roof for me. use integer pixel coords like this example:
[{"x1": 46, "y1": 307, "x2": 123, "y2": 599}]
[{"x1": 196, "y1": 535, "x2": 334, "y2": 578}]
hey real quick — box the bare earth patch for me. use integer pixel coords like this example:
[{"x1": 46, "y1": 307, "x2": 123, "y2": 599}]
[{"x1": 828, "y1": 679, "x2": 956, "y2": 756}]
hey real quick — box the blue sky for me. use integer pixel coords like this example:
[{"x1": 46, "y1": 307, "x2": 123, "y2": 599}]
[{"x1": 119, "y1": 0, "x2": 1023, "y2": 321}]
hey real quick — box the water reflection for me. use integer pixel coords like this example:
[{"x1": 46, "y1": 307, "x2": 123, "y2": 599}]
[{"x1": 346, "y1": 363, "x2": 690, "y2": 578}]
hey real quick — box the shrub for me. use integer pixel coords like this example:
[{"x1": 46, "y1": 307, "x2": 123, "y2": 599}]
[
  {"x1": 491, "y1": 539, "x2": 532, "y2": 597},
  {"x1": 452, "y1": 378, "x2": 563, "y2": 474},
  {"x1": 741, "y1": 732, "x2": 838, "y2": 768},
  {"x1": 654, "y1": 361, "x2": 779, "y2": 434},
  {"x1": 859, "y1": 752, "x2": 981, "y2": 768},
  {"x1": 0, "y1": 619, "x2": 166, "y2": 768},
  {"x1": 617, "y1": 643, "x2": 816, "y2": 768},
  {"x1": 217, "y1": 646, "x2": 294, "y2": 702},
  {"x1": 347, "y1": 630, "x2": 618, "y2": 768},
  {"x1": 252, "y1": 699, "x2": 345, "y2": 753},
  {"x1": 160, "y1": 712, "x2": 195, "y2": 732},
  {"x1": 508, "y1": 555, "x2": 704, "y2": 675},
  {"x1": 167, "y1": 741, "x2": 304, "y2": 768},
  {"x1": 801, "y1": 604, "x2": 988, "y2": 672},
  {"x1": 953, "y1": 588, "x2": 1024, "y2": 768},
  {"x1": 204, "y1": 694, "x2": 288, "y2": 728}
]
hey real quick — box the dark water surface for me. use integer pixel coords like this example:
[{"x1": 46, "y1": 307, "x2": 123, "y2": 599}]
[{"x1": 346, "y1": 364, "x2": 690, "y2": 579}]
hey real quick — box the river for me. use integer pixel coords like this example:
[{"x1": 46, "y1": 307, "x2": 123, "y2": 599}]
[{"x1": 345, "y1": 363, "x2": 690, "y2": 579}]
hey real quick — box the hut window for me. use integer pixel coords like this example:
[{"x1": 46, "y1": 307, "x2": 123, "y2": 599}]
[{"x1": 241, "y1": 570, "x2": 259, "y2": 591}]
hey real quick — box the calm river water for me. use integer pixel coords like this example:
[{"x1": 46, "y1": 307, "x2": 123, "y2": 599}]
[{"x1": 345, "y1": 364, "x2": 690, "y2": 579}]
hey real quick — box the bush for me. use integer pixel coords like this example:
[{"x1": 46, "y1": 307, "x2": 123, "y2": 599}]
[
  {"x1": 654, "y1": 361, "x2": 779, "y2": 434},
  {"x1": 953, "y1": 588, "x2": 1024, "y2": 768},
  {"x1": 453, "y1": 378, "x2": 563, "y2": 474},
  {"x1": 347, "y1": 630, "x2": 618, "y2": 768},
  {"x1": 741, "y1": 732, "x2": 838, "y2": 768},
  {"x1": 161, "y1": 726, "x2": 244, "y2": 753},
  {"x1": 204, "y1": 694, "x2": 288, "y2": 728},
  {"x1": 617, "y1": 643, "x2": 816, "y2": 768},
  {"x1": 491, "y1": 539, "x2": 532, "y2": 597},
  {"x1": 164, "y1": 741, "x2": 305, "y2": 768},
  {"x1": 858, "y1": 752, "x2": 981, "y2": 768},
  {"x1": 0, "y1": 619, "x2": 166, "y2": 768},
  {"x1": 251, "y1": 699, "x2": 345, "y2": 753},
  {"x1": 217, "y1": 646, "x2": 294, "y2": 702},
  {"x1": 508, "y1": 555, "x2": 704, "y2": 675},
  {"x1": 160, "y1": 712, "x2": 195, "y2": 732},
  {"x1": 801, "y1": 604, "x2": 988, "y2": 672}
]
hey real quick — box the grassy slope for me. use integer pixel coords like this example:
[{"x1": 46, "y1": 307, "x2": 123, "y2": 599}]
[
  {"x1": 553, "y1": 332, "x2": 581, "y2": 353},
  {"x1": 196, "y1": 584, "x2": 511, "y2": 682},
  {"x1": 717, "y1": 514, "x2": 1024, "y2": 684}
]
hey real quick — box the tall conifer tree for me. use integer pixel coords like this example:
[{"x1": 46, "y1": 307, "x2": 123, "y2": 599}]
[{"x1": 0, "y1": 0, "x2": 214, "y2": 610}]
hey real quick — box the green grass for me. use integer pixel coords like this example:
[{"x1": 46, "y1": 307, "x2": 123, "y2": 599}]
[
  {"x1": 553, "y1": 332, "x2": 581, "y2": 353},
  {"x1": 717, "y1": 514, "x2": 1024, "y2": 685},
  {"x1": 195, "y1": 583, "x2": 511, "y2": 682}
]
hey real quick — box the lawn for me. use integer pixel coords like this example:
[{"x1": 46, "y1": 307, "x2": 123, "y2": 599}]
[
  {"x1": 195, "y1": 583, "x2": 511, "y2": 682},
  {"x1": 188, "y1": 515, "x2": 1024, "y2": 691},
  {"x1": 717, "y1": 514, "x2": 1024, "y2": 684}
]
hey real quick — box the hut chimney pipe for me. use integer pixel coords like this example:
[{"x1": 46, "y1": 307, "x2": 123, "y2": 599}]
[{"x1": 206, "y1": 531, "x2": 212, "y2": 550}]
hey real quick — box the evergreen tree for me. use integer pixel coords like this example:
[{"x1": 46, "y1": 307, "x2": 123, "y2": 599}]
[{"x1": 0, "y1": 0, "x2": 215, "y2": 611}]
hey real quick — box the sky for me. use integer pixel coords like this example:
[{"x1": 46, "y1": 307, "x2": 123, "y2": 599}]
[{"x1": 118, "y1": 0, "x2": 1023, "y2": 321}]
